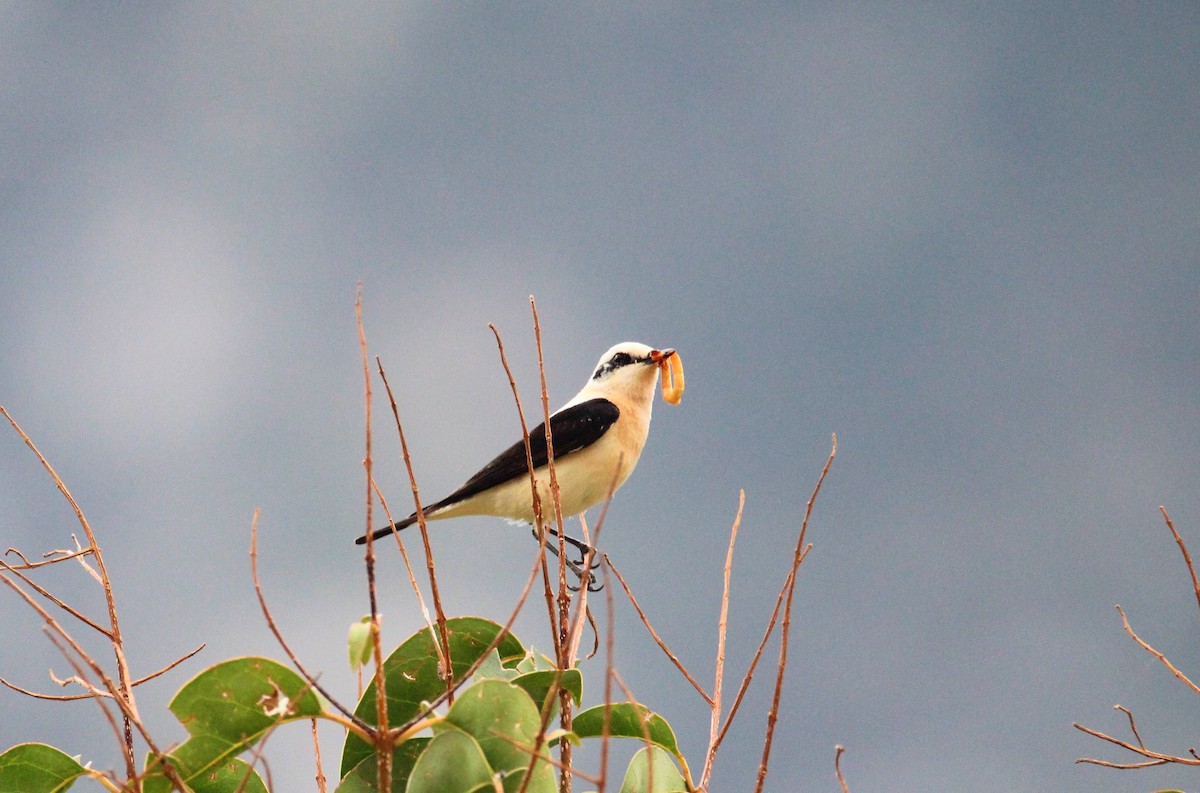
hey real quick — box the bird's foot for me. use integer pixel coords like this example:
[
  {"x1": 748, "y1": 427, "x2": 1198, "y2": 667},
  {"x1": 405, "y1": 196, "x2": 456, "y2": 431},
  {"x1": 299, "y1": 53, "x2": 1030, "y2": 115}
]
[{"x1": 531, "y1": 527, "x2": 604, "y2": 591}]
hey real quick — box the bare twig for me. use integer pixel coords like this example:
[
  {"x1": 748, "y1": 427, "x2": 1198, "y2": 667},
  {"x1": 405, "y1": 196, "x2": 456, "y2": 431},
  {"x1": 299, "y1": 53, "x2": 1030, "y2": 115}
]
[
  {"x1": 699, "y1": 490, "x2": 745, "y2": 789},
  {"x1": 527, "y1": 299, "x2": 569, "y2": 652},
  {"x1": 755, "y1": 433, "x2": 837, "y2": 793},
  {"x1": 3, "y1": 546, "x2": 95, "y2": 570},
  {"x1": 374, "y1": 361, "x2": 449, "y2": 675},
  {"x1": 1114, "y1": 705, "x2": 1145, "y2": 749},
  {"x1": 249, "y1": 509, "x2": 369, "y2": 734},
  {"x1": 1075, "y1": 507, "x2": 1200, "y2": 771},
  {"x1": 835, "y1": 745, "x2": 851, "y2": 793},
  {"x1": 1160, "y1": 507, "x2": 1200, "y2": 622},
  {"x1": 486, "y1": 323, "x2": 560, "y2": 650},
  {"x1": 1073, "y1": 720, "x2": 1195, "y2": 767},
  {"x1": 1116, "y1": 604, "x2": 1200, "y2": 695},
  {"x1": 0, "y1": 559, "x2": 110, "y2": 635},
  {"x1": 524, "y1": 298, "x2": 577, "y2": 793},
  {"x1": 606, "y1": 555, "x2": 712, "y2": 706},
  {"x1": 2, "y1": 406, "x2": 138, "y2": 775},
  {"x1": 311, "y1": 718, "x2": 328, "y2": 793},
  {"x1": 356, "y1": 291, "x2": 393, "y2": 793},
  {"x1": 598, "y1": 554, "x2": 615, "y2": 793},
  {"x1": 0, "y1": 642, "x2": 204, "y2": 702},
  {"x1": 566, "y1": 469, "x2": 619, "y2": 664},
  {"x1": 0, "y1": 570, "x2": 186, "y2": 789}
]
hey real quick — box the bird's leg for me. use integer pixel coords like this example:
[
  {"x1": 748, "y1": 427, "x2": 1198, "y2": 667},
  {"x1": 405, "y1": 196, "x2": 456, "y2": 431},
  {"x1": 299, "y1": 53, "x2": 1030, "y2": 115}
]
[
  {"x1": 530, "y1": 527, "x2": 604, "y2": 592},
  {"x1": 548, "y1": 527, "x2": 601, "y2": 569}
]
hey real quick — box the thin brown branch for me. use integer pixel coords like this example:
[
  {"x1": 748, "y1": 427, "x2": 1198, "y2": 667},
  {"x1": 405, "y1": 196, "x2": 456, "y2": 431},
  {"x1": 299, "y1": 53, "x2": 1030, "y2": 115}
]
[
  {"x1": 486, "y1": 323, "x2": 560, "y2": 654},
  {"x1": 2, "y1": 406, "x2": 138, "y2": 773},
  {"x1": 755, "y1": 433, "x2": 837, "y2": 793},
  {"x1": 0, "y1": 561, "x2": 110, "y2": 635},
  {"x1": 714, "y1": 544, "x2": 811, "y2": 750},
  {"x1": 1074, "y1": 756, "x2": 1169, "y2": 769},
  {"x1": 606, "y1": 554, "x2": 713, "y2": 706},
  {"x1": 526, "y1": 298, "x2": 576, "y2": 793},
  {"x1": 249, "y1": 509, "x2": 366, "y2": 730},
  {"x1": 1072, "y1": 721, "x2": 1200, "y2": 766},
  {"x1": 4, "y1": 546, "x2": 95, "y2": 570},
  {"x1": 42, "y1": 632, "x2": 128, "y2": 768},
  {"x1": 835, "y1": 745, "x2": 851, "y2": 793},
  {"x1": 374, "y1": 361, "x2": 450, "y2": 676},
  {"x1": 598, "y1": 555, "x2": 615, "y2": 793},
  {"x1": 356, "y1": 291, "x2": 393, "y2": 793},
  {"x1": 566, "y1": 466, "x2": 619, "y2": 665},
  {"x1": 0, "y1": 571, "x2": 182, "y2": 788},
  {"x1": 1116, "y1": 604, "x2": 1200, "y2": 695},
  {"x1": 1114, "y1": 704, "x2": 1145, "y2": 749},
  {"x1": 4, "y1": 641, "x2": 208, "y2": 701},
  {"x1": 311, "y1": 718, "x2": 328, "y2": 793},
  {"x1": 369, "y1": 474, "x2": 443, "y2": 668},
  {"x1": 1160, "y1": 506, "x2": 1200, "y2": 621},
  {"x1": 700, "y1": 490, "x2": 745, "y2": 789},
  {"x1": 528, "y1": 298, "x2": 570, "y2": 656}
]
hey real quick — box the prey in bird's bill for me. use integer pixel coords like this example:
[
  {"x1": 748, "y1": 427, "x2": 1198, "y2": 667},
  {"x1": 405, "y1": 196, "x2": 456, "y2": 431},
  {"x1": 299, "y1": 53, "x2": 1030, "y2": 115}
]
[{"x1": 357, "y1": 342, "x2": 685, "y2": 575}]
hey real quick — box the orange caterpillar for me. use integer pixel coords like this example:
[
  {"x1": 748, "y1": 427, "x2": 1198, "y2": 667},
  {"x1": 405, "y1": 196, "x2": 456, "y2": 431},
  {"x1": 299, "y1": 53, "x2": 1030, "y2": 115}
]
[{"x1": 660, "y1": 350, "x2": 685, "y2": 405}]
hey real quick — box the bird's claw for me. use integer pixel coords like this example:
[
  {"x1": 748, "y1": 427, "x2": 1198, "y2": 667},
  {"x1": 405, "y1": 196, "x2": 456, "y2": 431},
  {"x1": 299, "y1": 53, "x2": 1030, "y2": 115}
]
[{"x1": 533, "y1": 527, "x2": 604, "y2": 589}]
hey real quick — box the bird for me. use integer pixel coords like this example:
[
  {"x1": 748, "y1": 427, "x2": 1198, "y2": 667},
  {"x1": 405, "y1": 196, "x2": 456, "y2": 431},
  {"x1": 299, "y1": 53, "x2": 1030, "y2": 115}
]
[{"x1": 356, "y1": 342, "x2": 681, "y2": 546}]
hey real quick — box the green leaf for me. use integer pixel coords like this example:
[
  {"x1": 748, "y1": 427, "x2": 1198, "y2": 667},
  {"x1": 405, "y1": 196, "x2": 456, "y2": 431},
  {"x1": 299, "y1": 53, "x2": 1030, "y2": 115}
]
[
  {"x1": 0, "y1": 743, "x2": 87, "y2": 793},
  {"x1": 147, "y1": 757, "x2": 268, "y2": 793},
  {"x1": 574, "y1": 703, "x2": 681, "y2": 759},
  {"x1": 349, "y1": 617, "x2": 374, "y2": 671},
  {"x1": 340, "y1": 617, "x2": 524, "y2": 777},
  {"x1": 142, "y1": 656, "x2": 323, "y2": 788},
  {"x1": 443, "y1": 679, "x2": 551, "y2": 779},
  {"x1": 618, "y1": 746, "x2": 686, "y2": 793},
  {"x1": 474, "y1": 648, "x2": 520, "y2": 681},
  {"x1": 333, "y1": 738, "x2": 429, "y2": 793},
  {"x1": 511, "y1": 669, "x2": 582, "y2": 714},
  {"x1": 405, "y1": 729, "x2": 494, "y2": 793}
]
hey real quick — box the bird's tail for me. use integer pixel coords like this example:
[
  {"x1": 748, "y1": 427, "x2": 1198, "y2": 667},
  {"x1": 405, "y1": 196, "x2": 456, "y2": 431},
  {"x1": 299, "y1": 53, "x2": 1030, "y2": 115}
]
[{"x1": 354, "y1": 513, "x2": 418, "y2": 545}]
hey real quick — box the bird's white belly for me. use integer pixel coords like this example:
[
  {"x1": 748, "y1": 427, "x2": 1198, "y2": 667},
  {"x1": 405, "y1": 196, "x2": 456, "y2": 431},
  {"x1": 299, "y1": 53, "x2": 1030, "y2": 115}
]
[{"x1": 431, "y1": 428, "x2": 642, "y2": 525}]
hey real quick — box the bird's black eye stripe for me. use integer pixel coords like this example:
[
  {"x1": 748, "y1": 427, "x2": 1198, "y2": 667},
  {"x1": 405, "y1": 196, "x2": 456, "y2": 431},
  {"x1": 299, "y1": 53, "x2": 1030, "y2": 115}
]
[{"x1": 592, "y1": 351, "x2": 640, "y2": 380}]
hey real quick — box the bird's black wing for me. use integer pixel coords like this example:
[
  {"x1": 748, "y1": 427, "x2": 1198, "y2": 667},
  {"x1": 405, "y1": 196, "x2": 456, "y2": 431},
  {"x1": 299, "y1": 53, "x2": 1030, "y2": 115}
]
[
  {"x1": 447, "y1": 397, "x2": 620, "y2": 505},
  {"x1": 356, "y1": 398, "x2": 619, "y2": 544}
]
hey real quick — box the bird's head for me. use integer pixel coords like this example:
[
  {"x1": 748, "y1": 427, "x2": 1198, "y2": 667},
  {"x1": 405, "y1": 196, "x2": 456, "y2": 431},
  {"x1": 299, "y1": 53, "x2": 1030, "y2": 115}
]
[{"x1": 584, "y1": 342, "x2": 676, "y2": 405}]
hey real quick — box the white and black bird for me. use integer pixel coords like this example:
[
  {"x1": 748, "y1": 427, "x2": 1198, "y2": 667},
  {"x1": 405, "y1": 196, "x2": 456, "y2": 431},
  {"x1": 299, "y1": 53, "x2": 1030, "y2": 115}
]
[{"x1": 357, "y1": 342, "x2": 680, "y2": 546}]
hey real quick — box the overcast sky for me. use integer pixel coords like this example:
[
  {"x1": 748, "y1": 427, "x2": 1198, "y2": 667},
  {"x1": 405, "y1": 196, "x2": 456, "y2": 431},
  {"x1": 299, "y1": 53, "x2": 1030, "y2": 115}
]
[{"x1": 3, "y1": 4, "x2": 1199, "y2": 792}]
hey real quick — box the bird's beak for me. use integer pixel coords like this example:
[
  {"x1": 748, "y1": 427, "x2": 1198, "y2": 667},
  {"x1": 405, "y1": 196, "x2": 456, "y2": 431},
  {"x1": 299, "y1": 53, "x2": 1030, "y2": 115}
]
[{"x1": 649, "y1": 348, "x2": 675, "y2": 364}]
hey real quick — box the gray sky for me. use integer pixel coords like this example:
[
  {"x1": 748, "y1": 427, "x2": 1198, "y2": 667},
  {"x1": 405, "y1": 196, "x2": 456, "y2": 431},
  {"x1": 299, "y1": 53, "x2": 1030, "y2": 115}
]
[{"x1": 3, "y1": 4, "x2": 1199, "y2": 791}]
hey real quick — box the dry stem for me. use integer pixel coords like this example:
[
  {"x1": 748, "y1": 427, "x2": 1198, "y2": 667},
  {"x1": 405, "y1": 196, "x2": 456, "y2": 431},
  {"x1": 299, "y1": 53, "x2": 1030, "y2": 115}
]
[
  {"x1": 754, "y1": 433, "x2": 837, "y2": 793},
  {"x1": 2, "y1": 405, "x2": 139, "y2": 777},
  {"x1": 1074, "y1": 506, "x2": 1200, "y2": 770}
]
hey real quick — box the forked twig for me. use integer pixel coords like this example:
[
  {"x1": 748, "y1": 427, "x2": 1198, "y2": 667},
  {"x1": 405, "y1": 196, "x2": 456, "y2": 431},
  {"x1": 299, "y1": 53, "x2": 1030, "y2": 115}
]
[
  {"x1": 754, "y1": 433, "x2": 837, "y2": 793},
  {"x1": 1075, "y1": 507, "x2": 1200, "y2": 770},
  {"x1": 0, "y1": 559, "x2": 111, "y2": 635},
  {"x1": 0, "y1": 643, "x2": 204, "y2": 702},
  {"x1": 356, "y1": 291, "x2": 394, "y2": 793},
  {"x1": 2, "y1": 405, "x2": 139, "y2": 777},
  {"x1": 3, "y1": 547, "x2": 95, "y2": 570}
]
